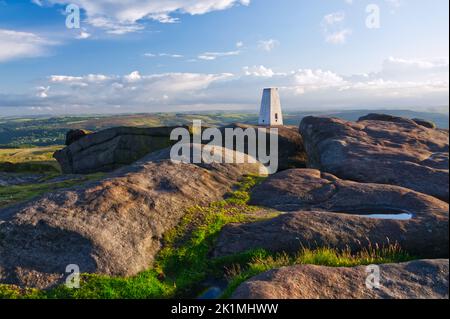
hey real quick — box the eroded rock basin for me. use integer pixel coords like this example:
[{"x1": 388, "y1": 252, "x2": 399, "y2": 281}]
[
  {"x1": 232, "y1": 259, "x2": 449, "y2": 299},
  {"x1": 213, "y1": 169, "x2": 449, "y2": 259}
]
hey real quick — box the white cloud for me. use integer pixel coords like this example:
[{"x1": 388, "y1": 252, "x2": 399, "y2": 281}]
[
  {"x1": 198, "y1": 50, "x2": 240, "y2": 60},
  {"x1": 322, "y1": 11, "x2": 346, "y2": 25},
  {"x1": 0, "y1": 29, "x2": 54, "y2": 62},
  {"x1": 76, "y1": 31, "x2": 91, "y2": 39},
  {"x1": 40, "y1": 71, "x2": 234, "y2": 108},
  {"x1": 385, "y1": 0, "x2": 402, "y2": 8},
  {"x1": 236, "y1": 41, "x2": 244, "y2": 48},
  {"x1": 258, "y1": 39, "x2": 279, "y2": 52},
  {"x1": 124, "y1": 71, "x2": 142, "y2": 82},
  {"x1": 321, "y1": 11, "x2": 352, "y2": 45},
  {"x1": 2, "y1": 57, "x2": 448, "y2": 114},
  {"x1": 36, "y1": 0, "x2": 251, "y2": 34},
  {"x1": 291, "y1": 69, "x2": 346, "y2": 94},
  {"x1": 325, "y1": 29, "x2": 352, "y2": 44},
  {"x1": 145, "y1": 53, "x2": 184, "y2": 58},
  {"x1": 243, "y1": 65, "x2": 275, "y2": 77},
  {"x1": 159, "y1": 53, "x2": 184, "y2": 58},
  {"x1": 381, "y1": 57, "x2": 448, "y2": 77},
  {"x1": 36, "y1": 86, "x2": 50, "y2": 98}
]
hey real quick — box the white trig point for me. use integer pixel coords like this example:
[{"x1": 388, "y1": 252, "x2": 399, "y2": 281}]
[{"x1": 258, "y1": 88, "x2": 283, "y2": 126}]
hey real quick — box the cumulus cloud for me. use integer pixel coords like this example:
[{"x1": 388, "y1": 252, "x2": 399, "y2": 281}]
[
  {"x1": 76, "y1": 30, "x2": 91, "y2": 39},
  {"x1": 0, "y1": 29, "x2": 54, "y2": 62},
  {"x1": 243, "y1": 65, "x2": 275, "y2": 77},
  {"x1": 258, "y1": 39, "x2": 279, "y2": 52},
  {"x1": 321, "y1": 11, "x2": 352, "y2": 45},
  {"x1": 36, "y1": 86, "x2": 50, "y2": 98},
  {"x1": 290, "y1": 69, "x2": 346, "y2": 94},
  {"x1": 144, "y1": 53, "x2": 184, "y2": 58},
  {"x1": 198, "y1": 50, "x2": 240, "y2": 60},
  {"x1": 30, "y1": 71, "x2": 234, "y2": 111},
  {"x1": 325, "y1": 29, "x2": 352, "y2": 45},
  {"x1": 1, "y1": 57, "x2": 448, "y2": 114},
  {"x1": 380, "y1": 57, "x2": 449, "y2": 80},
  {"x1": 35, "y1": 0, "x2": 251, "y2": 34}
]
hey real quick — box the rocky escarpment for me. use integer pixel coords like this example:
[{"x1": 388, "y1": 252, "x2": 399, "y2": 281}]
[
  {"x1": 213, "y1": 169, "x2": 449, "y2": 258},
  {"x1": 218, "y1": 123, "x2": 307, "y2": 171},
  {"x1": 216, "y1": 115, "x2": 449, "y2": 299},
  {"x1": 0, "y1": 145, "x2": 265, "y2": 289},
  {"x1": 299, "y1": 114, "x2": 449, "y2": 201},
  {"x1": 232, "y1": 259, "x2": 449, "y2": 299},
  {"x1": 54, "y1": 126, "x2": 181, "y2": 174}
]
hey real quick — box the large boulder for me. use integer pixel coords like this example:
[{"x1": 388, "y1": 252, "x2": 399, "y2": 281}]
[
  {"x1": 54, "y1": 126, "x2": 181, "y2": 174},
  {"x1": 65, "y1": 129, "x2": 92, "y2": 146},
  {"x1": 213, "y1": 169, "x2": 448, "y2": 258},
  {"x1": 218, "y1": 123, "x2": 307, "y2": 172},
  {"x1": 299, "y1": 115, "x2": 449, "y2": 201},
  {"x1": 232, "y1": 259, "x2": 449, "y2": 299},
  {"x1": 0, "y1": 145, "x2": 265, "y2": 289}
]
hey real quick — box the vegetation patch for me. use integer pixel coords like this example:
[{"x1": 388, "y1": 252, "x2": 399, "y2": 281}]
[
  {"x1": 221, "y1": 243, "x2": 414, "y2": 298},
  {"x1": 0, "y1": 146, "x2": 62, "y2": 173},
  {"x1": 0, "y1": 173, "x2": 105, "y2": 208},
  {"x1": 0, "y1": 175, "x2": 414, "y2": 299}
]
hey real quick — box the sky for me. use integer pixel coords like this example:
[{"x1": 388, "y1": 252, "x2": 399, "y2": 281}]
[{"x1": 0, "y1": 0, "x2": 448, "y2": 116}]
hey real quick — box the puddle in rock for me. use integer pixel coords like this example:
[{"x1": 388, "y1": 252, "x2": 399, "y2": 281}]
[
  {"x1": 356, "y1": 213, "x2": 413, "y2": 220},
  {"x1": 332, "y1": 207, "x2": 414, "y2": 220},
  {"x1": 197, "y1": 279, "x2": 227, "y2": 299},
  {"x1": 198, "y1": 286, "x2": 224, "y2": 299}
]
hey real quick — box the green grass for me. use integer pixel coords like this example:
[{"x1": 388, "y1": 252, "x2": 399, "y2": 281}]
[
  {"x1": 0, "y1": 173, "x2": 105, "y2": 208},
  {"x1": 0, "y1": 175, "x2": 414, "y2": 299},
  {"x1": 0, "y1": 146, "x2": 62, "y2": 173},
  {"x1": 221, "y1": 243, "x2": 413, "y2": 298},
  {"x1": 0, "y1": 145, "x2": 105, "y2": 208}
]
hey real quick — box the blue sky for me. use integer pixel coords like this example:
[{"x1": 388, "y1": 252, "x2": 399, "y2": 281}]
[{"x1": 0, "y1": 0, "x2": 448, "y2": 116}]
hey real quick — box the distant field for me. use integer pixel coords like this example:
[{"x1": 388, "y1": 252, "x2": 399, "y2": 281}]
[
  {"x1": 0, "y1": 110, "x2": 447, "y2": 147},
  {"x1": 0, "y1": 146, "x2": 62, "y2": 173},
  {"x1": 0, "y1": 146, "x2": 61, "y2": 163},
  {"x1": 0, "y1": 112, "x2": 259, "y2": 147},
  {"x1": 0, "y1": 145, "x2": 104, "y2": 208}
]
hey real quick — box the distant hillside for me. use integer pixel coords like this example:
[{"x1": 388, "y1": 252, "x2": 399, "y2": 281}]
[
  {"x1": 0, "y1": 110, "x2": 448, "y2": 147},
  {"x1": 282, "y1": 109, "x2": 449, "y2": 129}
]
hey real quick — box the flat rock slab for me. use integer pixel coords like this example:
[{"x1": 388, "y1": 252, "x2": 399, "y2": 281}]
[
  {"x1": 54, "y1": 126, "x2": 180, "y2": 174},
  {"x1": 299, "y1": 115, "x2": 449, "y2": 201},
  {"x1": 232, "y1": 259, "x2": 449, "y2": 299},
  {"x1": 0, "y1": 173, "x2": 45, "y2": 186},
  {"x1": 219, "y1": 124, "x2": 307, "y2": 171},
  {"x1": 213, "y1": 169, "x2": 448, "y2": 258},
  {"x1": 0, "y1": 145, "x2": 264, "y2": 289}
]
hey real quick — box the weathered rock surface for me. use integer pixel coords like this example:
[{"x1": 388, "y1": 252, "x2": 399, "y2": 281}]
[
  {"x1": 0, "y1": 145, "x2": 264, "y2": 289},
  {"x1": 299, "y1": 115, "x2": 449, "y2": 201},
  {"x1": 232, "y1": 259, "x2": 449, "y2": 299},
  {"x1": 0, "y1": 173, "x2": 45, "y2": 187},
  {"x1": 65, "y1": 129, "x2": 92, "y2": 146},
  {"x1": 54, "y1": 126, "x2": 180, "y2": 174},
  {"x1": 213, "y1": 169, "x2": 448, "y2": 258},
  {"x1": 218, "y1": 123, "x2": 307, "y2": 172}
]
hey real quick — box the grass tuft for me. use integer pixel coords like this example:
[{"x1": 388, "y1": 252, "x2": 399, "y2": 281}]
[{"x1": 221, "y1": 243, "x2": 413, "y2": 298}]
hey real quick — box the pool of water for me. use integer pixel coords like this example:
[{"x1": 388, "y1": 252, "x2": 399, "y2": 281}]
[
  {"x1": 356, "y1": 213, "x2": 413, "y2": 220},
  {"x1": 198, "y1": 287, "x2": 223, "y2": 299}
]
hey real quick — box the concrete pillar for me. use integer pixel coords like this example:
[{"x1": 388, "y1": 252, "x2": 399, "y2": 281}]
[{"x1": 258, "y1": 88, "x2": 283, "y2": 126}]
